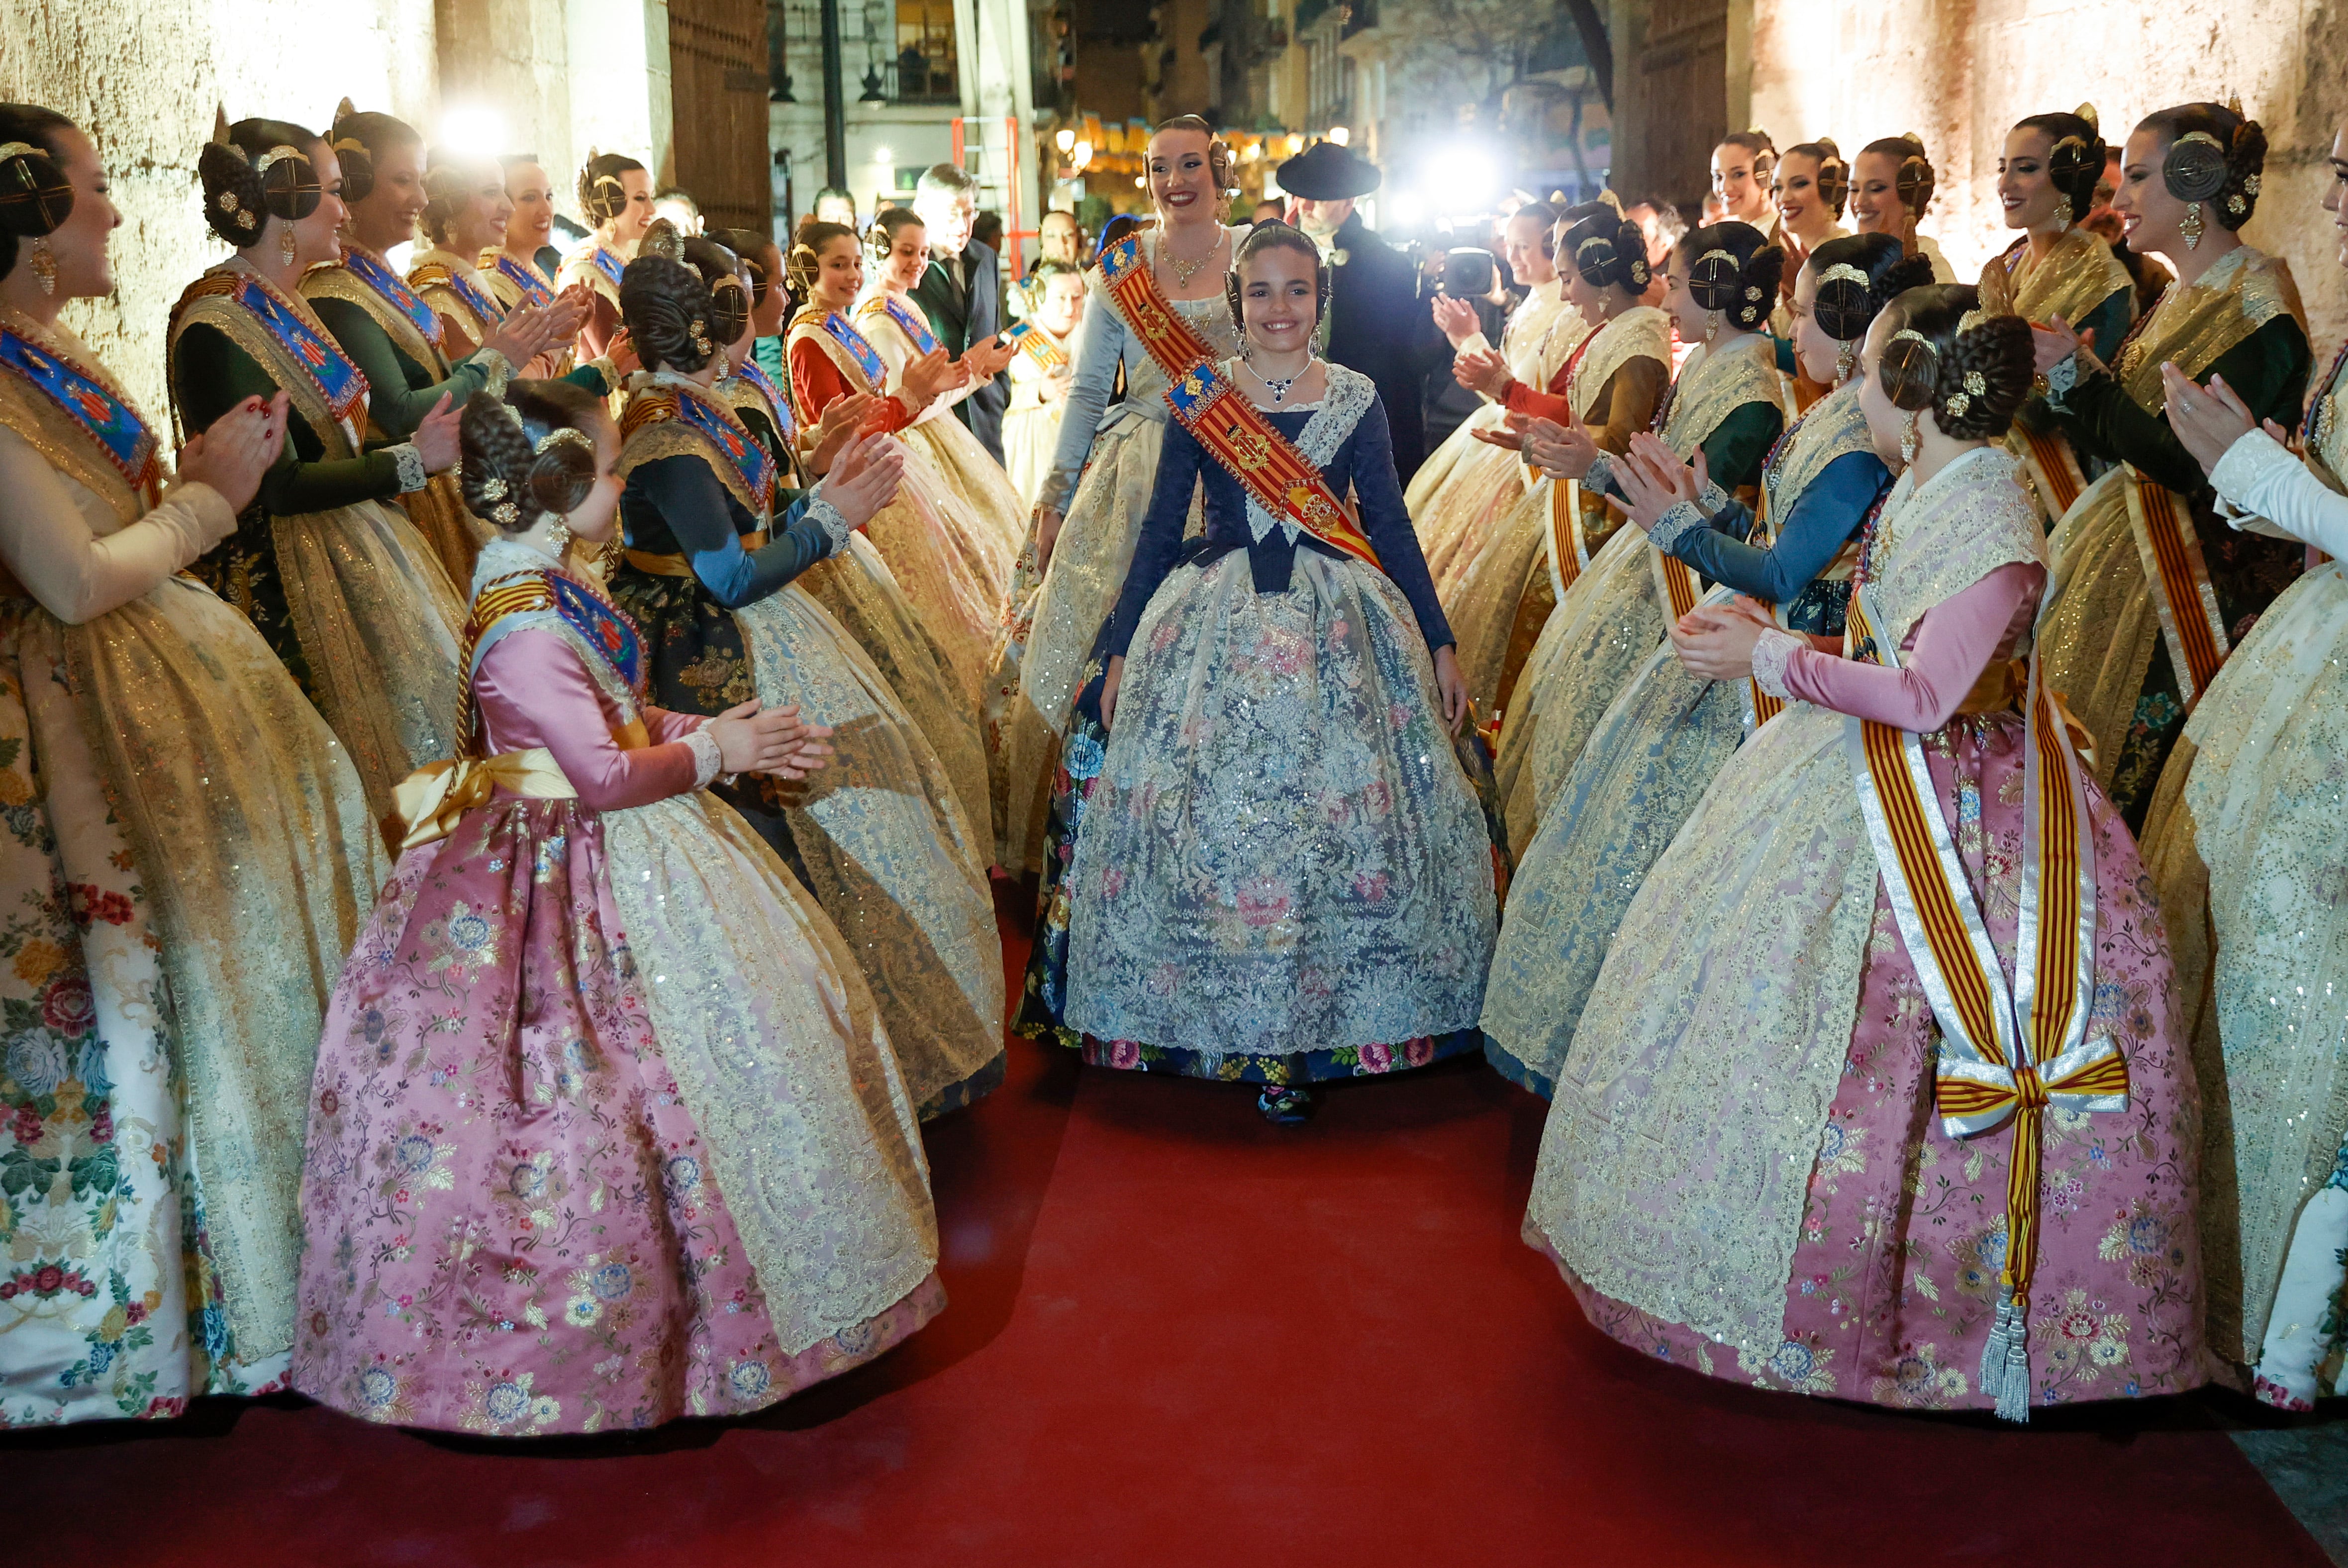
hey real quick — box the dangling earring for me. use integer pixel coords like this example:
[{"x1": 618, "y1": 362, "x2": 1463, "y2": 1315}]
[
  {"x1": 546, "y1": 519, "x2": 574, "y2": 563},
  {"x1": 2180, "y1": 200, "x2": 2205, "y2": 250},
  {"x1": 1704, "y1": 308, "x2": 1721, "y2": 347},
  {"x1": 1899, "y1": 411, "x2": 1921, "y2": 467},
  {"x1": 1834, "y1": 339, "x2": 1856, "y2": 387},
  {"x1": 2052, "y1": 194, "x2": 2074, "y2": 233},
  {"x1": 279, "y1": 220, "x2": 299, "y2": 269},
  {"x1": 26, "y1": 236, "x2": 56, "y2": 297}
]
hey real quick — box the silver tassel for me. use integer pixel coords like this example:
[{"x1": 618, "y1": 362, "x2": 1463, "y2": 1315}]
[
  {"x1": 1978, "y1": 1285, "x2": 2016, "y2": 1400},
  {"x1": 1996, "y1": 1319, "x2": 2033, "y2": 1423}
]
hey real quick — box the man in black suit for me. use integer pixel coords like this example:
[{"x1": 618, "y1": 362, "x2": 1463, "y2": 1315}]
[
  {"x1": 908, "y1": 163, "x2": 1010, "y2": 464},
  {"x1": 1275, "y1": 140, "x2": 1446, "y2": 482}
]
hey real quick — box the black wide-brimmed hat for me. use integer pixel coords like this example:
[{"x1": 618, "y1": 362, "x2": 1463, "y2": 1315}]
[{"x1": 1275, "y1": 140, "x2": 1381, "y2": 200}]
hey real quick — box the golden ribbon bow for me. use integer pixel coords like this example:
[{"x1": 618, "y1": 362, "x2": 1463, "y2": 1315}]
[{"x1": 390, "y1": 750, "x2": 578, "y2": 852}]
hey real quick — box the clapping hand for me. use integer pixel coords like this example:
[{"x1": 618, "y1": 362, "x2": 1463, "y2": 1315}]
[
  {"x1": 809, "y1": 392, "x2": 878, "y2": 474},
  {"x1": 2161, "y1": 364, "x2": 2282, "y2": 477},
  {"x1": 412, "y1": 393, "x2": 462, "y2": 474},
  {"x1": 1453, "y1": 346, "x2": 1510, "y2": 398},
  {"x1": 177, "y1": 392, "x2": 290, "y2": 514},
  {"x1": 901, "y1": 346, "x2": 969, "y2": 406},
  {"x1": 1522, "y1": 403, "x2": 1603, "y2": 482},
  {"x1": 1431, "y1": 293, "x2": 1480, "y2": 348},
  {"x1": 2029, "y1": 312, "x2": 2098, "y2": 377},
  {"x1": 706, "y1": 698, "x2": 834, "y2": 779},
  {"x1": 1668, "y1": 596, "x2": 1775, "y2": 682},
  {"x1": 815, "y1": 431, "x2": 906, "y2": 529},
  {"x1": 1612, "y1": 435, "x2": 1707, "y2": 532},
  {"x1": 965, "y1": 333, "x2": 1018, "y2": 380}
]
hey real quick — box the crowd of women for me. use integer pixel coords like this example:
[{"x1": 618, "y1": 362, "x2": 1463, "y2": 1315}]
[{"x1": 0, "y1": 87, "x2": 2337, "y2": 1442}]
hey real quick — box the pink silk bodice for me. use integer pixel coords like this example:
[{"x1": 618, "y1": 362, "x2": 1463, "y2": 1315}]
[
  {"x1": 473, "y1": 626, "x2": 708, "y2": 810},
  {"x1": 1776, "y1": 560, "x2": 2045, "y2": 731}
]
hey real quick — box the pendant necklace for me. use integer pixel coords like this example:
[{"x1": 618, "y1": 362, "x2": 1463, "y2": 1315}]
[
  {"x1": 1166, "y1": 224, "x2": 1224, "y2": 286},
  {"x1": 1248, "y1": 354, "x2": 1306, "y2": 403}
]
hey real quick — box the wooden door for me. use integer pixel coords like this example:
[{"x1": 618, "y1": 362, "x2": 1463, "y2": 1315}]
[
  {"x1": 1619, "y1": 0, "x2": 1727, "y2": 211},
  {"x1": 669, "y1": 0, "x2": 773, "y2": 230}
]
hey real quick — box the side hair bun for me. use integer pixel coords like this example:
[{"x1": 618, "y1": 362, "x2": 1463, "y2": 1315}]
[
  {"x1": 458, "y1": 381, "x2": 602, "y2": 533},
  {"x1": 0, "y1": 140, "x2": 72, "y2": 242}
]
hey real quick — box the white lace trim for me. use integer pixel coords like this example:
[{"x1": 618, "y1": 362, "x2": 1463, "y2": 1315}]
[
  {"x1": 1648, "y1": 499, "x2": 1708, "y2": 556},
  {"x1": 683, "y1": 724, "x2": 723, "y2": 787},
  {"x1": 804, "y1": 495, "x2": 853, "y2": 554},
  {"x1": 1750, "y1": 627, "x2": 1802, "y2": 699},
  {"x1": 388, "y1": 442, "x2": 428, "y2": 493},
  {"x1": 1230, "y1": 360, "x2": 1374, "y2": 546}
]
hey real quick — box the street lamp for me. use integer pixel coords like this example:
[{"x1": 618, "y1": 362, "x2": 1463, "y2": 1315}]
[
  {"x1": 1071, "y1": 139, "x2": 1093, "y2": 172},
  {"x1": 1055, "y1": 127, "x2": 1076, "y2": 155},
  {"x1": 1327, "y1": 125, "x2": 1350, "y2": 146}
]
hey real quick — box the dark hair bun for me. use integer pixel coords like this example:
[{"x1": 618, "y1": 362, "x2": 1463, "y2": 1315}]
[
  {"x1": 2145, "y1": 102, "x2": 2266, "y2": 230},
  {"x1": 0, "y1": 140, "x2": 71, "y2": 242},
  {"x1": 1809, "y1": 232, "x2": 1931, "y2": 343},
  {"x1": 325, "y1": 105, "x2": 421, "y2": 208},
  {"x1": 458, "y1": 383, "x2": 600, "y2": 532},
  {"x1": 579, "y1": 152, "x2": 646, "y2": 226},
  {"x1": 1560, "y1": 202, "x2": 1648, "y2": 292},
  {"x1": 681, "y1": 234, "x2": 751, "y2": 348},
  {"x1": 1877, "y1": 285, "x2": 2033, "y2": 440},
  {"x1": 199, "y1": 119, "x2": 324, "y2": 249},
  {"x1": 2162, "y1": 133, "x2": 2229, "y2": 204},
  {"x1": 1682, "y1": 221, "x2": 1782, "y2": 330},
  {"x1": 619, "y1": 251, "x2": 718, "y2": 373}
]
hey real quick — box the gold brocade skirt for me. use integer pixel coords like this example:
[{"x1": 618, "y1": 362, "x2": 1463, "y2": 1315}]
[
  {"x1": 1446, "y1": 474, "x2": 1564, "y2": 720},
  {"x1": 400, "y1": 471, "x2": 489, "y2": 594},
  {"x1": 1408, "y1": 404, "x2": 1528, "y2": 598},
  {"x1": 2039, "y1": 468, "x2": 2161, "y2": 785},
  {"x1": 274, "y1": 499, "x2": 468, "y2": 822},
  {"x1": 53, "y1": 578, "x2": 384, "y2": 1368}
]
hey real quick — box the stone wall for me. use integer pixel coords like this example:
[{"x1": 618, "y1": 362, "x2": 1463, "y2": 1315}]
[{"x1": 1746, "y1": 0, "x2": 2348, "y2": 354}]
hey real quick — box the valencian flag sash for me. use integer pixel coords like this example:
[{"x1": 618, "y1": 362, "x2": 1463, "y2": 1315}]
[
  {"x1": 1163, "y1": 360, "x2": 1380, "y2": 573},
  {"x1": 1007, "y1": 318, "x2": 1071, "y2": 373},
  {"x1": 1843, "y1": 583, "x2": 2127, "y2": 1422},
  {"x1": 1544, "y1": 476, "x2": 1590, "y2": 603},
  {"x1": 1098, "y1": 231, "x2": 1216, "y2": 384},
  {"x1": 2015, "y1": 424, "x2": 2088, "y2": 519},
  {"x1": 2123, "y1": 462, "x2": 2230, "y2": 704},
  {"x1": 818, "y1": 311, "x2": 891, "y2": 392},
  {"x1": 587, "y1": 244, "x2": 625, "y2": 292},
  {"x1": 395, "y1": 566, "x2": 652, "y2": 850},
  {"x1": 734, "y1": 356, "x2": 797, "y2": 446},
  {"x1": 223, "y1": 270, "x2": 372, "y2": 441},
  {"x1": 490, "y1": 252, "x2": 555, "y2": 307},
  {"x1": 0, "y1": 324, "x2": 163, "y2": 502},
  {"x1": 343, "y1": 245, "x2": 445, "y2": 351},
  {"x1": 881, "y1": 294, "x2": 942, "y2": 357},
  {"x1": 624, "y1": 383, "x2": 777, "y2": 514},
  {"x1": 413, "y1": 260, "x2": 504, "y2": 336}
]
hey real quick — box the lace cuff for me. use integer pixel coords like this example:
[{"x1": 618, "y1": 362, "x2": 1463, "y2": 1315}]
[
  {"x1": 473, "y1": 348, "x2": 515, "y2": 398},
  {"x1": 1696, "y1": 478, "x2": 1730, "y2": 513},
  {"x1": 2042, "y1": 345, "x2": 2105, "y2": 406},
  {"x1": 387, "y1": 443, "x2": 429, "y2": 494},
  {"x1": 804, "y1": 495, "x2": 853, "y2": 555},
  {"x1": 1750, "y1": 627, "x2": 1802, "y2": 700},
  {"x1": 1648, "y1": 499, "x2": 1708, "y2": 556},
  {"x1": 2210, "y1": 427, "x2": 2297, "y2": 514},
  {"x1": 1583, "y1": 453, "x2": 1616, "y2": 496},
  {"x1": 683, "y1": 725, "x2": 723, "y2": 789}
]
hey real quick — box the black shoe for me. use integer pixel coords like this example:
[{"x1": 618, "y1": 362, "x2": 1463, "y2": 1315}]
[{"x1": 1256, "y1": 1085, "x2": 1316, "y2": 1125}]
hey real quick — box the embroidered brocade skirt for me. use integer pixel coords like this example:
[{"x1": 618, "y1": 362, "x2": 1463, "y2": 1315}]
[
  {"x1": 294, "y1": 791, "x2": 942, "y2": 1435},
  {"x1": 1061, "y1": 547, "x2": 1495, "y2": 1078},
  {"x1": 1528, "y1": 701, "x2": 2205, "y2": 1413}
]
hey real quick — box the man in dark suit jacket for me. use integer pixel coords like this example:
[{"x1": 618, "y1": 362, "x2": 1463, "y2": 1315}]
[
  {"x1": 908, "y1": 163, "x2": 1010, "y2": 464},
  {"x1": 1276, "y1": 141, "x2": 1447, "y2": 482}
]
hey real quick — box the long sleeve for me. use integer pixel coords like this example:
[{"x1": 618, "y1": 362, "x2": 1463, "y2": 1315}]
[
  {"x1": 1761, "y1": 561, "x2": 2043, "y2": 729},
  {"x1": 0, "y1": 424, "x2": 236, "y2": 623},
  {"x1": 865, "y1": 304, "x2": 985, "y2": 422},
  {"x1": 1586, "y1": 358, "x2": 1666, "y2": 457},
  {"x1": 576, "y1": 291, "x2": 621, "y2": 363},
  {"x1": 307, "y1": 295, "x2": 507, "y2": 440},
  {"x1": 1347, "y1": 395, "x2": 1453, "y2": 650},
  {"x1": 170, "y1": 321, "x2": 408, "y2": 514},
  {"x1": 473, "y1": 629, "x2": 703, "y2": 810},
  {"x1": 1041, "y1": 291, "x2": 1131, "y2": 513},
  {"x1": 1660, "y1": 450, "x2": 1889, "y2": 601},
  {"x1": 626, "y1": 454, "x2": 834, "y2": 608},
  {"x1": 1102, "y1": 412, "x2": 1204, "y2": 659},
  {"x1": 2045, "y1": 313, "x2": 2310, "y2": 494},
  {"x1": 1696, "y1": 400, "x2": 1785, "y2": 491},
  {"x1": 790, "y1": 335, "x2": 913, "y2": 436},
  {"x1": 2211, "y1": 428, "x2": 2348, "y2": 557}
]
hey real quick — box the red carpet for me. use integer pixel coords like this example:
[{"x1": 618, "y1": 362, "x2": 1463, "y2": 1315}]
[{"x1": 4, "y1": 882, "x2": 2326, "y2": 1566}]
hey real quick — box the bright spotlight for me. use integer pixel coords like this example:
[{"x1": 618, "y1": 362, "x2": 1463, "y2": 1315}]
[
  {"x1": 438, "y1": 105, "x2": 508, "y2": 157},
  {"x1": 1071, "y1": 139, "x2": 1093, "y2": 170},
  {"x1": 1327, "y1": 126, "x2": 1350, "y2": 147},
  {"x1": 1055, "y1": 127, "x2": 1076, "y2": 154},
  {"x1": 1443, "y1": 144, "x2": 1499, "y2": 209},
  {"x1": 1388, "y1": 189, "x2": 1426, "y2": 228},
  {"x1": 872, "y1": 144, "x2": 895, "y2": 169}
]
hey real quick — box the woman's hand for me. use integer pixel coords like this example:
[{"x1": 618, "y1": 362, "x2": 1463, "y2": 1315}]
[
  {"x1": 964, "y1": 334, "x2": 1018, "y2": 380},
  {"x1": 484, "y1": 300, "x2": 574, "y2": 369},
  {"x1": 706, "y1": 698, "x2": 835, "y2": 778},
  {"x1": 2161, "y1": 364, "x2": 2264, "y2": 477},
  {"x1": 2030, "y1": 312, "x2": 2081, "y2": 377},
  {"x1": 807, "y1": 391, "x2": 879, "y2": 475},
  {"x1": 411, "y1": 393, "x2": 462, "y2": 474},
  {"x1": 901, "y1": 346, "x2": 968, "y2": 406},
  {"x1": 1613, "y1": 437, "x2": 1706, "y2": 533},
  {"x1": 1523, "y1": 404, "x2": 1602, "y2": 481},
  {"x1": 1433, "y1": 644, "x2": 1468, "y2": 735},
  {"x1": 815, "y1": 432, "x2": 905, "y2": 529},
  {"x1": 1668, "y1": 597, "x2": 1774, "y2": 682},
  {"x1": 1034, "y1": 505, "x2": 1065, "y2": 570},
  {"x1": 1453, "y1": 346, "x2": 1511, "y2": 398},
  {"x1": 1041, "y1": 365, "x2": 1073, "y2": 406},
  {"x1": 1469, "y1": 423, "x2": 1525, "y2": 452},
  {"x1": 1431, "y1": 294, "x2": 1480, "y2": 348},
  {"x1": 178, "y1": 392, "x2": 290, "y2": 514},
  {"x1": 604, "y1": 328, "x2": 641, "y2": 378},
  {"x1": 1100, "y1": 653, "x2": 1125, "y2": 729}
]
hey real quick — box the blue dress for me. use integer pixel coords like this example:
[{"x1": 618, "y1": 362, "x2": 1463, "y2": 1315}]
[{"x1": 1050, "y1": 363, "x2": 1496, "y2": 1082}]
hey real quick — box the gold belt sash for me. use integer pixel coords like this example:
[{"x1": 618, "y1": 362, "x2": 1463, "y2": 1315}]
[
  {"x1": 622, "y1": 530, "x2": 769, "y2": 578},
  {"x1": 1843, "y1": 586, "x2": 2125, "y2": 1422},
  {"x1": 2015, "y1": 425, "x2": 2087, "y2": 519},
  {"x1": 390, "y1": 717, "x2": 653, "y2": 851},
  {"x1": 1545, "y1": 478, "x2": 1590, "y2": 602},
  {"x1": 2122, "y1": 464, "x2": 2229, "y2": 704}
]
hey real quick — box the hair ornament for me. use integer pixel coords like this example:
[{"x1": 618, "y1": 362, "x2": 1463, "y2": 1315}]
[
  {"x1": 1816, "y1": 262, "x2": 1867, "y2": 289},
  {"x1": 492, "y1": 499, "x2": 521, "y2": 527},
  {"x1": 479, "y1": 476, "x2": 508, "y2": 500},
  {"x1": 1595, "y1": 188, "x2": 1624, "y2": 215},
  {"x1": 2163, "y1": 130, "x2": 2230, "y2": 203},
  {"x1": 210, "y1": 106, "x2": 234, "y2": 147},
  {"x1": 1957, "y1": 307, "x2": 1990, "y2": 336},
  {"x1": 641, "y1": 218, "x2": 685, "y2": 262},
  {"x1": 535, "y1": 426, "x2": 594, "y2": 457},
  {"x1": 253, "y1": 144, "x2": 304, "y2": 176},
  {"x1": 2076, "y1": 102, "x2": 2100, "y2": 130}
]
